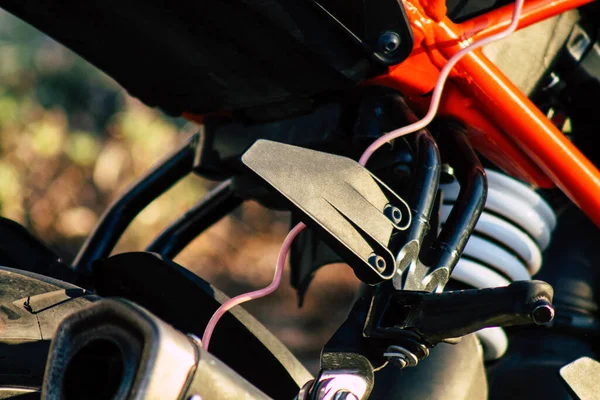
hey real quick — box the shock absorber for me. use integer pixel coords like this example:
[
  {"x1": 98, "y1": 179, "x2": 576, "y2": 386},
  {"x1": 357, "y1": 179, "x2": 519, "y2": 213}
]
[{"x1": 440, "y1": 169, "x2": 557, "y2": 360}]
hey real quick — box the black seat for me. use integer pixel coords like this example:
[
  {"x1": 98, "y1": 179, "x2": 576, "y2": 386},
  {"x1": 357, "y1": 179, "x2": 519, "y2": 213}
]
[{"x1": 2, "y1": 0, "x2": 372, "y2": 118}]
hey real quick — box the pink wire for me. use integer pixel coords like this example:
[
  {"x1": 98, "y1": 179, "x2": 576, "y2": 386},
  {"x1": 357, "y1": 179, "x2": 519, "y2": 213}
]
[
  {"x1": 201, "y1": 222, "x2": 306, "y2": 349},
  {"x1": 358, "y1": 0, "x2": 524, "y2": 166},
  {"x1": 201, "y1": 0, "x2": 525, "y2": 351}
]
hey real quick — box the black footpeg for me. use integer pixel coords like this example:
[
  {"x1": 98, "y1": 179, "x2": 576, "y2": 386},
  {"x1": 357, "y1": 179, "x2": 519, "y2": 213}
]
[
  {"x1": 370, "y1": 280, "x2": 555, "y2": 345},
  {"x1": 323, "y1": 280, "x2": 555, "y2": 373}
]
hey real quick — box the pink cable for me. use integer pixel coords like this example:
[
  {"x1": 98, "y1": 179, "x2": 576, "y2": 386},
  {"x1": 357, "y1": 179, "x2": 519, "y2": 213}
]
[
  {"x1": 201, "y1": 0, "x2": 524, "y2": 351},
  {"x1": 358, "y1": 0, "x2": 524, "y2": 166},
  {"x1": 201, "y1": 222, "x2": 306, "y2": 349}
]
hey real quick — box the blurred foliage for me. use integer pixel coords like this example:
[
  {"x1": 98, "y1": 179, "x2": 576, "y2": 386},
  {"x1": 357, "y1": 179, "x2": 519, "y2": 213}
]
[
  {"x1": 0, "y1": 10, "x2": 359, "y2": 372},
  {"x1": 0, "y1": 10, "x2": 204, "y2": 256}
]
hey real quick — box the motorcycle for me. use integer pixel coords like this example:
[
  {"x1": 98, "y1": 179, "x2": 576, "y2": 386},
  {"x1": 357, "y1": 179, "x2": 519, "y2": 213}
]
[{"x1": 1, "y1": 0, "x2": 600, "y2": 398}]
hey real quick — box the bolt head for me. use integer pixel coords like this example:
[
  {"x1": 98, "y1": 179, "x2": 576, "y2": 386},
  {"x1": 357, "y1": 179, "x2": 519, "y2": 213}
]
[{"x1": 378, "y1": 31, "x2": 401, "y2": 55}]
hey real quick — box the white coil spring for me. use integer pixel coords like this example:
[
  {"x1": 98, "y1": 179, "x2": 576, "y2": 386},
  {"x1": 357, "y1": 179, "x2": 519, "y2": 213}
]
[{"x1": 440, "y1": 169, "x2": 557, "y2": 361}]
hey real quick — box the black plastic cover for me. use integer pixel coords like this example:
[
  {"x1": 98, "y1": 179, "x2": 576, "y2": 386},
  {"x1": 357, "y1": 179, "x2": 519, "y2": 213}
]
[
  {"x1": 0, "y1": 217, "x2": 78, "y2": 284},
  {"x1": 2, "y1": 0, "x2": 375, "y2": 117}
]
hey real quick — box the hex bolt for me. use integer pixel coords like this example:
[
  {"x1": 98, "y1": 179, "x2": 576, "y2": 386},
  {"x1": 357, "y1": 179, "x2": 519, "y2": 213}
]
[
  {"x1": 383, "y1": 205, "x2": 402, "y2": 225},
  {"x1": 378, "y1": 31, "x2": 401, "y2": 55},
  {"x1": 368, "y1": 254, "x2": 387, "y2": 273}
]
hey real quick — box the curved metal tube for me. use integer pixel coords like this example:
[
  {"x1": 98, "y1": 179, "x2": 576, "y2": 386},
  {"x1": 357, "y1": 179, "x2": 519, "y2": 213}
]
[
  {"x1": 428, "y1": 122, "x2": 487, "y2": 275},
  {"x1": 72, "y1": 134, "x2": 199, "y2": 274},
  {"x1": 146, "y1": 179, "x2": 242, "y2": 259},
  {"x1": 380, "y1": 94, "x2": 442, "y2": 289},
  {"x1": 403, "y1": 130, "x2": 442, "y2": 248},
  {"x1": 383, "y1": 93, "x2": 441, "y2": 255}
]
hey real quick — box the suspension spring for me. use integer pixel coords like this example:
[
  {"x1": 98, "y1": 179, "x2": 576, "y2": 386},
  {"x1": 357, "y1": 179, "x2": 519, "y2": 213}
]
[{"x1": 441, "y1": 169, "x2": 557, "y2": 360}]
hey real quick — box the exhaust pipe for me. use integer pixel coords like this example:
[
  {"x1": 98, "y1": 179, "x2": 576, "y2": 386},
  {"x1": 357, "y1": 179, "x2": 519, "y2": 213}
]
[{"x1": 42, "y1": 298, "x2": 270, "y2": 400}]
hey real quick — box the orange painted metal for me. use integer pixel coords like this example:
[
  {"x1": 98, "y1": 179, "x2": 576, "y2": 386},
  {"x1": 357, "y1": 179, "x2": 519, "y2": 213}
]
[
  {"x1": 369, "y1": 0, "x2": 600, "y2": 226},
  {"x1": 411, "y1": 85, "x2": 552, "y2": 185},
  {"x1": 456, "y1": 48, "x2": 600, "y2": 222},
  {"x1": 181, "y1": 0, "x2": 600, "y2": 224},
  {"x1": 459, "y1": 0, "x2": 596, "y2": 42}
]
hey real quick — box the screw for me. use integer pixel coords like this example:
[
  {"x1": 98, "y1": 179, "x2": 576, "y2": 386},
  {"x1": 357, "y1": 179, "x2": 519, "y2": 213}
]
[
  {"x1": 378, "y1": 31, "x2": 401, "y2": 55},
  {"x1": 383, "y1": 204, "x2": 402, "y2": 225},
  {"x1": 368, "y1": 254, "x2": 387, "y2": 273},
  {"x1": 532, "y1": 302, "x2": 555, "y2": 325}
]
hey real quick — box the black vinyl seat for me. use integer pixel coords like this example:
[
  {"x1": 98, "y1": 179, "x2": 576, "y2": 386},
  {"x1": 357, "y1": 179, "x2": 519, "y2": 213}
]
[{"x1": 2, "y1": 0, "x2": 373, "y2": 118}]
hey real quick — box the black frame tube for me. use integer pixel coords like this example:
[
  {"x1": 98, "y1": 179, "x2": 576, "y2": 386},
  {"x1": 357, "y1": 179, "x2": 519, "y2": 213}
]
[
  {"x1": 72, "y1": 134, "x2": 199, "y2": 274},
  {"x1": 403, "y1": 129, "x2": 441, "y2": 247},
  {"x1": 428, "y1": 122, "x2": 487, "y2": 274},
  {"x1": 146, "y1": 179, "x2": 242, "y2": 259},
  {"x1": 384, "y1": 94, "x2": 441, "y2": 254}
]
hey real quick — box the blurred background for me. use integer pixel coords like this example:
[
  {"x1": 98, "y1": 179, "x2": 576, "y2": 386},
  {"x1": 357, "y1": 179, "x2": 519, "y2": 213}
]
[{"x1": 0, "y1": 10, "x2": 361, "y2": 373}]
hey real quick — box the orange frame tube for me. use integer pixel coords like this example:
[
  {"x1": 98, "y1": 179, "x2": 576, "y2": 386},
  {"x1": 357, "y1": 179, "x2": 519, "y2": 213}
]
[{"x1": 370, "y1": 0, "x2": 600, "y2": 226}]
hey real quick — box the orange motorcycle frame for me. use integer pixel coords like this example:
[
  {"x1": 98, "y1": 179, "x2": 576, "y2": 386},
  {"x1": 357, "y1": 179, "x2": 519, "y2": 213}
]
[{"x1": 367, "y1": 0, "x2": 600, "y2": 226}]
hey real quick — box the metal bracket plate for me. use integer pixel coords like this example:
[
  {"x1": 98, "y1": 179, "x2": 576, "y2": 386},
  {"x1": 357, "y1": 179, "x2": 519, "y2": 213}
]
[{"x1": 242, "y1": 140, "x2": 411, "y2": 284}]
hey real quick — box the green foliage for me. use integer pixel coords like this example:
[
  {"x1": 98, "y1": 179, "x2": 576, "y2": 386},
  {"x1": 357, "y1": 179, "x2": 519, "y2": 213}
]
[{"x1": 0, "y1": 9, "x2": 205, "y2": 256}]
